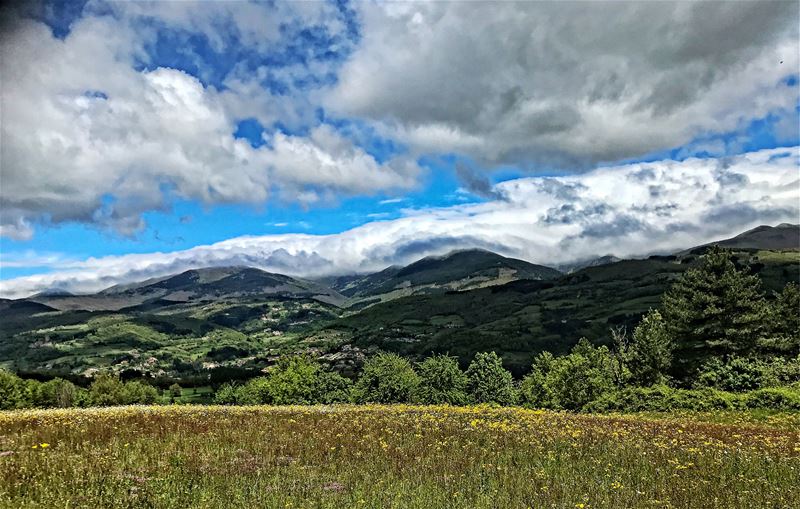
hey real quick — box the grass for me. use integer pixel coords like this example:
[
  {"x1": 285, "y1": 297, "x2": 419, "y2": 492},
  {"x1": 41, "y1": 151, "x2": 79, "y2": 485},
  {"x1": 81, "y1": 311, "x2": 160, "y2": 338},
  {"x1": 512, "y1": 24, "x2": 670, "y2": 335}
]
[{"x1": 1, "y1": 405, "x2": 798, "y2": 508}]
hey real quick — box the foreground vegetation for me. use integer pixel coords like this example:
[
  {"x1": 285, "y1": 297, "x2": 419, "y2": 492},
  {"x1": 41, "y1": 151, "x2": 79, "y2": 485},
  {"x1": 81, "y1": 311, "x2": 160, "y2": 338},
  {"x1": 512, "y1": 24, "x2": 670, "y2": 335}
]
[{"x1": 0, "y1": 405, "x2": 797, "y2": 508}]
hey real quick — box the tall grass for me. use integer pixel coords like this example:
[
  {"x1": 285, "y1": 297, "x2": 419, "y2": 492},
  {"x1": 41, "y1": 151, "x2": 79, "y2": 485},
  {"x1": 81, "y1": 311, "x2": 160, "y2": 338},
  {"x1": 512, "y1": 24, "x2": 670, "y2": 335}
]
[{"x1": 0, "y1": 405, "x2": 798, "y2": 508}]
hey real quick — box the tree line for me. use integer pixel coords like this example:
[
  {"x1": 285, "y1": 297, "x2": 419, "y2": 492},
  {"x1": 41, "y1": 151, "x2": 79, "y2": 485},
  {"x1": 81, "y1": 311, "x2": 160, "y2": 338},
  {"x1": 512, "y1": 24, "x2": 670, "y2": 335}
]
[{"x1": 2, "y1": 247, "x2": 798, "y2": 411}]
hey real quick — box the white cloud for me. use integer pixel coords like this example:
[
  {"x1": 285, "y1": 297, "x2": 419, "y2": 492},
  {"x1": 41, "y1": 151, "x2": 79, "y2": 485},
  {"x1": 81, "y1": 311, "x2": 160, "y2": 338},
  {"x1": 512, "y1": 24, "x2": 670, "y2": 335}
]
[
  {"x1": 0, "y1": 8, "x2": 418, "y2": 239},
  {"x1": 2, "y1": 147, "x2": 797, "y2": 299},
  {"x1": 328, "y1": 1, "x2": 799, "y2": 168}
]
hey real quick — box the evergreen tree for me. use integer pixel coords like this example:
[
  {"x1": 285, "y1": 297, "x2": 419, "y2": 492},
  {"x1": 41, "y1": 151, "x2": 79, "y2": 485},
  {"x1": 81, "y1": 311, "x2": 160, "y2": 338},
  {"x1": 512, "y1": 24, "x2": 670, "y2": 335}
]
[
  {"x1": 662, "y1": 247, "x2": 766, "y2": 362},
  {"x1": 767, "y1": 282, "x2": 800, "y2": 354},
  {"x1": 629, "y1": 309, "x2": 673, "y2": 386}
]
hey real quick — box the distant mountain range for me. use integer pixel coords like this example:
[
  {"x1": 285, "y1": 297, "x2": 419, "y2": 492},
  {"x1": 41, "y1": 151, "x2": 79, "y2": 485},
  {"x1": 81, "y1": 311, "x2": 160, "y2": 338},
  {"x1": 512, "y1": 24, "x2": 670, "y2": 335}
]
[
  {"x1": 687, "y1": 222, "x2": 800, "y2": 252},
  {"x1": 24, "y1": 224, "x2": 797, "y2": 313},
  {"x1": 30, "y1": 267, "x2": 346, "y2": 312},
  {"x1": 1, "y1": 223, "x2": 797, "y2": 378}
]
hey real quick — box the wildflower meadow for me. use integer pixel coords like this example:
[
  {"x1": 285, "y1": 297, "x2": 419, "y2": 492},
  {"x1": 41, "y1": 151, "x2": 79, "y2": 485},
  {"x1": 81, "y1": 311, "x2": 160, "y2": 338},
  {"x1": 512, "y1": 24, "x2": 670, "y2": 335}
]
[{"x1": 0, "y1": 405, "x2": 797, "y2": 508}]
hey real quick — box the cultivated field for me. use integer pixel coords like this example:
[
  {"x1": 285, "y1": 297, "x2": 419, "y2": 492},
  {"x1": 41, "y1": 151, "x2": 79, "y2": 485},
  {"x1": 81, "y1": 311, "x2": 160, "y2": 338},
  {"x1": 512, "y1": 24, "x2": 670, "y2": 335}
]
[{"x1": 0, "y1": 406, "x2": 798, "y2": 508}]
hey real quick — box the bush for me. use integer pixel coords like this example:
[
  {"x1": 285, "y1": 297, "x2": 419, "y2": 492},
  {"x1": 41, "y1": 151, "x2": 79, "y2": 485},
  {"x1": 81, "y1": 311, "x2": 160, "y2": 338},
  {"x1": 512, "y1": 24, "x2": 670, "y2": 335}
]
[
  {"x1": 261, "y1": 355, "x2": 324, "y2": 405},
  {"x1": 352, "y1": 353, "x2": 419, "y2": 404},
  {"x1": 213, "y1": 382, "x2": 239, "y2": 405},
  {"x1": 88, "y1": 374, "x2": 158, "y2": 406},
  {"x1": 233, "y1": 377, "x2": 272, "y2": 405},
  {"x1": 213, "y1": 356, "x2": 353, "y2": 405},
  {"x1": 585, "y1": 385, "x2": 740, "y2": 412},
  {"x1": 169, "y1": 383, "x2": 183, "y2": 398},
  {"x1": 29, "y1": 378, "x2": 82, "y2": 408},
  {"x1": 521, "y1": 340, "x2": 615, "y2": 410},
  {"x1": 121, "y1": 381, "x2": 159, "y2": 404},
  {"x1": 466, "y1": 352, "x2": 517, "y2": 405},
  {"x1": 694, "y1": 356, "x2": 769, "y2": 392},
  {"x1": 413, "y1": 354, "x2": 469, "y2": 405},
  {"x1": 743, "y1": 387, "x2": 800, "y2": 411},
  {"x1": 88, "y1": 373, "x2": 127, "y2": 406},
  {"x1": 315, "y1": 370, "x2": 352, "y2": 404},
  {"x1": 0, "y1": 369, "x2": 29, "y2": 410}
]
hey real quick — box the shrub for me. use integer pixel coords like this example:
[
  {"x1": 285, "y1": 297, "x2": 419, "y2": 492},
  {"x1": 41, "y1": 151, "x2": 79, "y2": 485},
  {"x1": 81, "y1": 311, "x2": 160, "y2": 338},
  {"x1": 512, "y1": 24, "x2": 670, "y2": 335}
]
[
  {"x1": 743, "y1": 387, "x2": 800, "y2": 411},
  {"x1": 29, "y1": 378, "x2": 82, "y2": 408},
  {"x1": 466, "y1": 352, "x2": 517, "y2": 405},
  {"x1": 352, "y1": 353, "x2": 419, "y2": 404},
  {"x1": 413, "y1": 354, "x2": 469, "y2": 405},
  {"x1": 315, "y1": 370, "x2": 352, "y2": 404},
  {"x1": 521, "y1": 340, "x2": 615, "y2": 410},
  {"x1": 89, "y1": 374, "x2": 158, "y2": 406},
  {"x1": 585, "y1": 385, "x2": 740, "y2": 412},
  {"x1": 233, "y1": 377, "x2": 272, "y2": 405},
  {"x1": 694, "y1": 356, "x2": 768, "y2": 392},
  {"x1": 121, "y1": 381, "x2": 159, "y2": 404},
  {"x1": 261, "y1": 355, "x2": 324, "y2": 405},
  {"x1": 88, "y1": 373, "x2": 127, "y2": 406},
  {"x1": 0, "y1": 369, "x2": 29, "y2": 410},
  {"x1": 214, "y1": 356, "x2": 354, "y2": 405},
  {"x1": 213, "y1": 383, "x2": 239, "y2": 405},
  {"x1": 169, "y1": 383, "x2": 183, "y2": 398}
]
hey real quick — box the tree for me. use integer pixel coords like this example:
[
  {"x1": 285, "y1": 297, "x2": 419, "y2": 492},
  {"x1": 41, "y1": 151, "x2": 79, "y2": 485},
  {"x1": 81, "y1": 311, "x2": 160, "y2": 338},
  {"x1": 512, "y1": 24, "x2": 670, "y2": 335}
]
[
  {"x1": 30, "y1": 378, "x2": 81, "y2": 408},
  {"x1": 213, "y1": 382, "x2": 239, "y2": 405},
  {"x1": 169, "y1": 383, "x2": 183, "y2": 399},
  {"x1": 662, "y1": 247, "x2": 766, "y2": 362},
  {"x1": 121, "y1": 381, "x2": 159, "y2": 404},
  {"x1": 766, "y1": 282, "x2": 800, "y2": 353},
  {"x1": 521, "y1": 339, "x2": 616, "y2": 410},
  {"x1": 465, "y1": 352, "x2": 517, "y2": 405},
  {"x1": 414, "y1": 354, "x2": 469, "y2": 405},
  {"x1": 0, "y1": 369, "x2": 28, "y2": 410},
  {"x1": 629, "y1": 309, "x2": 673, "y2": 386},
  {"x1": 88, "y1": 373, "x2": 127, "y2": 406},
  {"x1": 262, "y1": 355, "x2": 321, "y2": 405},
  {"x1": 89, "y1": 374, "x2": 157, "y2": 406},
  {"x1": 352, "y1": 352, "x2": 419, "y2": 403}
]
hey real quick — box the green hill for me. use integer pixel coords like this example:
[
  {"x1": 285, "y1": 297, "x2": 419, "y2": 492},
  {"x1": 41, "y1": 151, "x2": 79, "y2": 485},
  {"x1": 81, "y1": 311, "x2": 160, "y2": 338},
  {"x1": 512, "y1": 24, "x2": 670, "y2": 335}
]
[
  {"x1": 329, "y1": 249, "x2": 799, "y2": 375},
  {"x1": 330, "y1": 249, "x2": 560, "y2": 306}
]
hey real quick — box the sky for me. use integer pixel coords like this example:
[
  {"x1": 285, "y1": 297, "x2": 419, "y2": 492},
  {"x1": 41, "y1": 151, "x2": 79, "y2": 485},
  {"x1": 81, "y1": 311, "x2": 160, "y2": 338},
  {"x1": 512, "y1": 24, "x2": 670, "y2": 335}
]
[{"x1": 0, "y1": 0, "x2": 798, "y2": 298}]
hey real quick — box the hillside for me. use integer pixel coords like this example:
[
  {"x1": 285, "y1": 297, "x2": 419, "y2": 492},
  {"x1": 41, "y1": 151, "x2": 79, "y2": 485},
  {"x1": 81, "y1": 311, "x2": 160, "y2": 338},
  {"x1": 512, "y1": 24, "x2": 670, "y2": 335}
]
[
  {"x1": 31, "y1": 267, "x2": 346, "y2": 311},
  {"x1": 331, "y1": 249, "x2": 800, "y2": 374},
  {"x1": 688, "y1": 223, "x2": 799, "y2": 252},
  {"x1": 329, "y1": 249, "x2": 560, "y2": 306}
]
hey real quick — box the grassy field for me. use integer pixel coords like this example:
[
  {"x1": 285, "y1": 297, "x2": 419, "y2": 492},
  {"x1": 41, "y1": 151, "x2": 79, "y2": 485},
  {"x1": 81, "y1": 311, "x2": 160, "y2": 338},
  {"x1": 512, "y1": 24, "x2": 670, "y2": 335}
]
[{"x1": 0, "y1": 406, "x2": 798, "y2": 508}]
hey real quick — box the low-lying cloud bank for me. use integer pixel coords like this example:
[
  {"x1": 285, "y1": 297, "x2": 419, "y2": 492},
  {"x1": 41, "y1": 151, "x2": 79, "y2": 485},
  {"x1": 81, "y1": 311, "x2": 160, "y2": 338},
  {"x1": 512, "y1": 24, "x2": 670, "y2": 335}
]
[{"x1": 1, "y1": 147, "x2": 797, "y2": 299}]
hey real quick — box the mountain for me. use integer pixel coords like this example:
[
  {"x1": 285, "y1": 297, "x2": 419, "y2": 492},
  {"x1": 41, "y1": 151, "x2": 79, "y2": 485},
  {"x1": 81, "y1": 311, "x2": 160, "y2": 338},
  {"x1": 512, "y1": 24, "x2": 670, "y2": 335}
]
[
  {"x1": 2, "y1": 224, "x2": 798, "y2": 379},
  {"x1": 332, "y1": 248, "x2": 799, "y2": 374},
  {"x1": 31, "y1": 267, "x2": 346, "y2": 311},
  {"x1": 556, "y1": 255, "x2": 622, "y2": 274},
  {"x1": 329, "y1": 249, "x2": 561, "y2": 305},
  {"x1": 688, "y1": 223, "x2": 799, "y2": 252}
]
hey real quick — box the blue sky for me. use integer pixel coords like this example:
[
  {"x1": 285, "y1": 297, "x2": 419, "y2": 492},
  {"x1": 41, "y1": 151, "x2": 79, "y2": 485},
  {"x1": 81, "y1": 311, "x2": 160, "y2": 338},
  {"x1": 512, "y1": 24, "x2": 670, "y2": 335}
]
[{"x1": 0, "y1": 0, "x2": 798, "y2": 294}]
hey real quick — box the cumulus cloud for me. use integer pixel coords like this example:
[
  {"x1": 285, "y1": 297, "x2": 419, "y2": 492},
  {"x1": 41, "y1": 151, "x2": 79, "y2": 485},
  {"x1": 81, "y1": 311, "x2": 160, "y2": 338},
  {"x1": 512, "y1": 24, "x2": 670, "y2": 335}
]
[
  {"x1": 0, "y1": 5, "x2": 417, "y2": 239},
  {"x1": 327, "y1": 1, "x2": 799, "y2": 169},
  {"x1": 2, "y1": 147, "x2": 797, "y2": 299}
]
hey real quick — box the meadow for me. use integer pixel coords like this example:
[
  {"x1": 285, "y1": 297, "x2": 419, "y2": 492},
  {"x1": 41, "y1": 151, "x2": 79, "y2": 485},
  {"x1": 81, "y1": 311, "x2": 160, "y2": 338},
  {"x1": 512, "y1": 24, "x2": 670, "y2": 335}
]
[{"x1": 0, "y1": 405, "x2": 798, "y2": 508}]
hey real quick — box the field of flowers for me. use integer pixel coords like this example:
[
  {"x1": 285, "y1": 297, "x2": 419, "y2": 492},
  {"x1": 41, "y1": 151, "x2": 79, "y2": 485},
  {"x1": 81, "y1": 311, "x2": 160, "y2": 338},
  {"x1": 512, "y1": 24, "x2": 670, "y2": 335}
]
[{"x1": 0, "y1": 405, "x2": 798, "y2": 508}]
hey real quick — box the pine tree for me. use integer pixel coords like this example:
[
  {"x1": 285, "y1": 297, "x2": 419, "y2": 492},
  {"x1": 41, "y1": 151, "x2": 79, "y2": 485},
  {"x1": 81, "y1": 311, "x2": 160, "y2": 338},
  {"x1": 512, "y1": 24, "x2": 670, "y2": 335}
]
[
  {"x1": 767, "y1": 282, "x2": 800, "y2": 354},
  {"x1": 662, "y1": 247, "x2": 766, "y2": 363}
]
